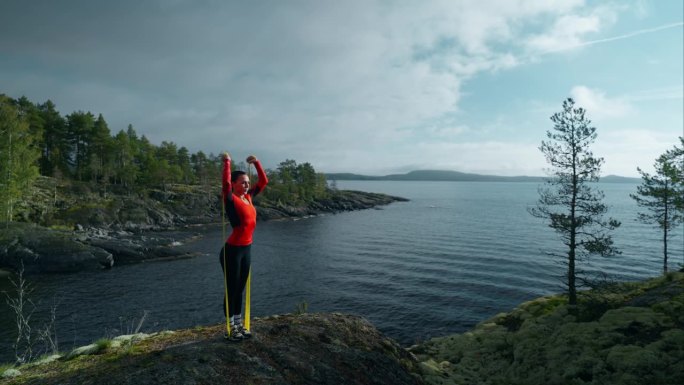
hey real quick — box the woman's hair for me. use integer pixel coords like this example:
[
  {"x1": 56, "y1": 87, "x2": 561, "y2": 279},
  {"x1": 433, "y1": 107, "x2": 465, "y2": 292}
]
[{"x1": 231, "y1": 170, "x2": 247, "y2": 183}]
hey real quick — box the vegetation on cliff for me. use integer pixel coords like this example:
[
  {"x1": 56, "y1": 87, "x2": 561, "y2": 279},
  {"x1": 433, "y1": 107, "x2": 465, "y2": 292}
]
[
  {"x1": 13, "y1": 166, "x2": 404, "y2": 231},
  {"x1": 409, "y1": 272, "x2": 684, "y2": 385}
]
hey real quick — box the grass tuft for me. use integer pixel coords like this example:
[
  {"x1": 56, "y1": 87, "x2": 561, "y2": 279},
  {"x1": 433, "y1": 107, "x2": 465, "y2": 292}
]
[
  {"x1": 294, "y1": 301, "x2": 309, "y2": 315},
  {"x1": 0, "y1": 362, "x2": 16, "y2": 374},
  {"x1": 94, "y1": 338, "x2": 112, "y2": 353}
]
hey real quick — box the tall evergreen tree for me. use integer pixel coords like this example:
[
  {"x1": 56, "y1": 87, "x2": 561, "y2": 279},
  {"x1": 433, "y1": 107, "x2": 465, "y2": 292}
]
[
  {"x1": 124, "y1": 125, "x2": 144, "y2": 186},
  {"x1": 113, "y1": 129, "x2": 138, "y2": 188},
  {"x1": 529, "y1": 98, "x2": 620, "y2": 307},
  {"x1": 0, "y1": 95, "x2": 40, "y2": 224},
  {"x1": 191, "y1": 151, "x2": 210, "y2": 187},
  {"x1": 88, "y1": 114, "x2": 115, "y2": 195},
  {"x1": 296, "y1": 162, "x2": 318, "y2": 201},
  {"x1": 66, "y1": 111, "x2": 95, "y2": 180},
  {"x1": 156, "y1": 142, "x2": 182, "y2": 187},
  {"x1": 38, "y1": 100, "x2": 68, "y2": 177},
  {"x1": 15, "y1": 97, "x2": 44, "y2": 152},
  {"x1": 631, "y1": 150, "x2": 683, "y2": 274},
  {"x1": 126, "y1": 124, "x2": 138, "y2": 141},
  {"x1": 177, "y1": 146, "x2": 193, "y2": 184},
  {"x1": 665, "y1": 137, "x2": 684, "y2": 211},
  {"x1": 136, "y1": 135, "x2": 161, "y2": 188}
]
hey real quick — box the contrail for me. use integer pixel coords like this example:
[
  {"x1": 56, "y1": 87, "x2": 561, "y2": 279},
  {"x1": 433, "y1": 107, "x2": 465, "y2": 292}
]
[
  {"x1": 543, "y1": 21, "x2": 683, "y2": 53},
  {"x1": 579, "y1": 21, "x2": 683, "y2": 47}
]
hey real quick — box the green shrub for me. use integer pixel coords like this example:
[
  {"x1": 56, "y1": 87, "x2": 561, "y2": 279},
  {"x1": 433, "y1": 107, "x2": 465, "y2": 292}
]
[
  {"x1": 94, "y1": 338, "x2": 112, "y2": 353},
  {"x1": 294, "y1": 301, "x2": 309, "y2": 315}
]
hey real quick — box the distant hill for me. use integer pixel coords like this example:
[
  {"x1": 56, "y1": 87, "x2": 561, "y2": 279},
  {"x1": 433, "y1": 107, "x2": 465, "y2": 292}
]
[
  {"x1": 601, "y1": 174, "x2": 642, "y2": 183},
  {"x1": 326, "y1": 170, "x2": 640, "y2": 183}
]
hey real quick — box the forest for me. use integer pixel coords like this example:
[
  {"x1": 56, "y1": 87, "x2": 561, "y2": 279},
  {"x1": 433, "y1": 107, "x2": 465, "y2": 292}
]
[{"x1": 0, "y1": 93, "x2": 330, "y2": 224}]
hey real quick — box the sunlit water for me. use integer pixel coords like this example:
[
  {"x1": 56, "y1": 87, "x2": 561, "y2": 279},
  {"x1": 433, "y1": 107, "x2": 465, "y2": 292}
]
[{"x1": 1, "y1": 181, "x2": 682, "y2": 361}]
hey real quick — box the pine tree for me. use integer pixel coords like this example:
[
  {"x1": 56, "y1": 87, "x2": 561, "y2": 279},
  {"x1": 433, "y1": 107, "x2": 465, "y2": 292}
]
[
  {"x1": 38, "y1": 100, "x2": 68, "y2": 177},
  {"x1": 113, "y1": 129, "x2": 138, "y2": 188},
  {"x1": 66, "y1": 111, "x2": 95, "y2": 180},
  {"x1": 665, "y1": 137, "x2": 684, "y2": 211},
  {"x1": 529, "y1": 98, "x2": 620, "y2": 307},
  {"x1": 191, "y1": 151, "x2": 210, "y2": 188},
  {"x1": 178, "y1": 146, "x2": 194, "y2": 184},
  {"x1": 631, "y1": 138, "x2": 684, "y2": 272}
]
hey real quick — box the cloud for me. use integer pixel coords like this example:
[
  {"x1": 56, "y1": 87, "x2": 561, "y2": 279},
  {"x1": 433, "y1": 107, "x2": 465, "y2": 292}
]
[
  {"x1": 0, "y1": 0, "x2": 675, "y2": 176},
  {"x1": 595, "y1": 129, "x2": 682, "y2": 177},
  {"x1": 527, "y1": 13, "x2": 603, "y2": 52},
  {"x1": 411, "y1": 140, "x2": 545, "y2": 176},
  {"x1": 570, "y1": 86, "x2": 632, "y2": 119},
  {"x1": 624, "y1": 86, "x2": 684, "y2": 102}
]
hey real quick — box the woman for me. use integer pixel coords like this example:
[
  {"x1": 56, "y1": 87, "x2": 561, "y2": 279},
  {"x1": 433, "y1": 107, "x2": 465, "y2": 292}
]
[{"x1": 220, "y1": 153, "x2": 268, "y2": 340}]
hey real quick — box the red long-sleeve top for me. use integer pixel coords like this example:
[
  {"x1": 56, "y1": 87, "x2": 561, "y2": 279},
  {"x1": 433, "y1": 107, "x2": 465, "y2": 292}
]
[{"x1": 222, "y1": 158, "x2": 268, "y2": 246}]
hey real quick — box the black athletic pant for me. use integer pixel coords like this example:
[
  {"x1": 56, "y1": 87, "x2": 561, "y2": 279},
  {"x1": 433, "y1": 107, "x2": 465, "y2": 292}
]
[{"x1": 219, "y1": 243, "x2": 251, "y2": 318}]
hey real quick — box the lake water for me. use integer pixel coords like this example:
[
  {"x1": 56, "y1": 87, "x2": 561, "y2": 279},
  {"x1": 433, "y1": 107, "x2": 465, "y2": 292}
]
[{"x1": 1, "y1": 181, "x2": 682, "y2": 361}]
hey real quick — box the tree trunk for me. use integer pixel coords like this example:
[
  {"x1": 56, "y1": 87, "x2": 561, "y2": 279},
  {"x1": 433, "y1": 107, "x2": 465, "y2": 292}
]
[
  {"x1": 663, "y1": 220, "x2": 668, "y2": 274},
  {"x1": 568, "y1": 242, "x2": 577, "y2": 306}
]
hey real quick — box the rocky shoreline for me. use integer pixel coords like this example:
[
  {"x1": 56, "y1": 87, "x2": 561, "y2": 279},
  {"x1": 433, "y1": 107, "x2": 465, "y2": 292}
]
[
  {"x1": 0, "y1": 222, "x2": 202, "y2": 274},
  {"x1": 3, "y1": 274, "x2": 682, "y2": 384},
  {"x1": 1, "y1": 182, "x2": 407, "y2": 275}
]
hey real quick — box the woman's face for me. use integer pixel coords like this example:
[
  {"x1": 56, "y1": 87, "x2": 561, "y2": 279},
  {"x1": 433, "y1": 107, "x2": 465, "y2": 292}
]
[{"x1": 233, "y1": 174, "x2": 250, "y2": 196}]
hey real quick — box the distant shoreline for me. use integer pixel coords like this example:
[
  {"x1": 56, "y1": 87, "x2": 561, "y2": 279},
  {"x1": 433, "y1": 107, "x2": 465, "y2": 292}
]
[{"x1": 326, "y1": 170, "x2": 640, "y2": 183}]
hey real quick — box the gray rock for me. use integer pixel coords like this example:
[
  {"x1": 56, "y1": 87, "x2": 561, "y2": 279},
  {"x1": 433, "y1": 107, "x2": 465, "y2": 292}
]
[
  {"x1": 1, "y1": 368, "x2": 21, "y2": 378},
  {"x1": 66, "y1": 343, "x2": 101, "y2": 359},
  {"x1": 33, "y1": 354, "x2": 63, "y2": 365},
  {"x1": 0, "y1": 223, "x2": 114, "y2": 274}
]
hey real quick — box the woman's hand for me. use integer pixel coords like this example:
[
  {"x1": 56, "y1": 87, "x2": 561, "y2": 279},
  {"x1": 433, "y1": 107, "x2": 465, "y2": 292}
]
[
  {"x1": 223, "y1": 152, "x2": 231, "y2": 162},
  {"x1": 246, "y1": 155, "x2": 258, "y2": 164}
]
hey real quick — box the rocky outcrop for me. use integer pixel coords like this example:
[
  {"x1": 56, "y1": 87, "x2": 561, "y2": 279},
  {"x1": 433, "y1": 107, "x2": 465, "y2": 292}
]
[
  {"x1": 1, "y1": 313, "x2": 423, "y2": 385},
  {"x1": 75, "y1": 227, "x2": 199, "y2": 265},
  {"x1": 2, "y1": 177, "x2": 407, "y2": 274},
  {"x1": 0, "y1": 223, "x2": 113, "y2": 273},
  {"x1": 409, "y1": 272, "x2": 684, "y2": 385},
  {"x1": 16, "y1": 177, "x2": 218, "y2": 231},
  {"x1": 20, "y1": 177, "x2": 407, "y2": 230},
  {"x1": 257, "y1": 190, "x2": 409, "y2": 221},
  {"x1": 0, "y1": 223, "x2": 197, "y2": 274}
]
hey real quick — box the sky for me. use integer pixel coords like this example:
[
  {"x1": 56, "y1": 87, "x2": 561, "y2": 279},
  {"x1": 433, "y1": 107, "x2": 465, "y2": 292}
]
[{"x1": 1, "y1": 0, "x2": 682, "y2": 177}]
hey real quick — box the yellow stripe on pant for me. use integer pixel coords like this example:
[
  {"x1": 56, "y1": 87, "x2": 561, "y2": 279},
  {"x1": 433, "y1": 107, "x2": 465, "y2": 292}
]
[{"x1": 245, "y1": 269, "x2": 251, "y2": 331}]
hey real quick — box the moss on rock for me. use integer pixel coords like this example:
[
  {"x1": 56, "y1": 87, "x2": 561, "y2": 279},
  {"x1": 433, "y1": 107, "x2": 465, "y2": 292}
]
[{"x1": 410, "y1": 273, "x2": 684, "y2": 385}]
